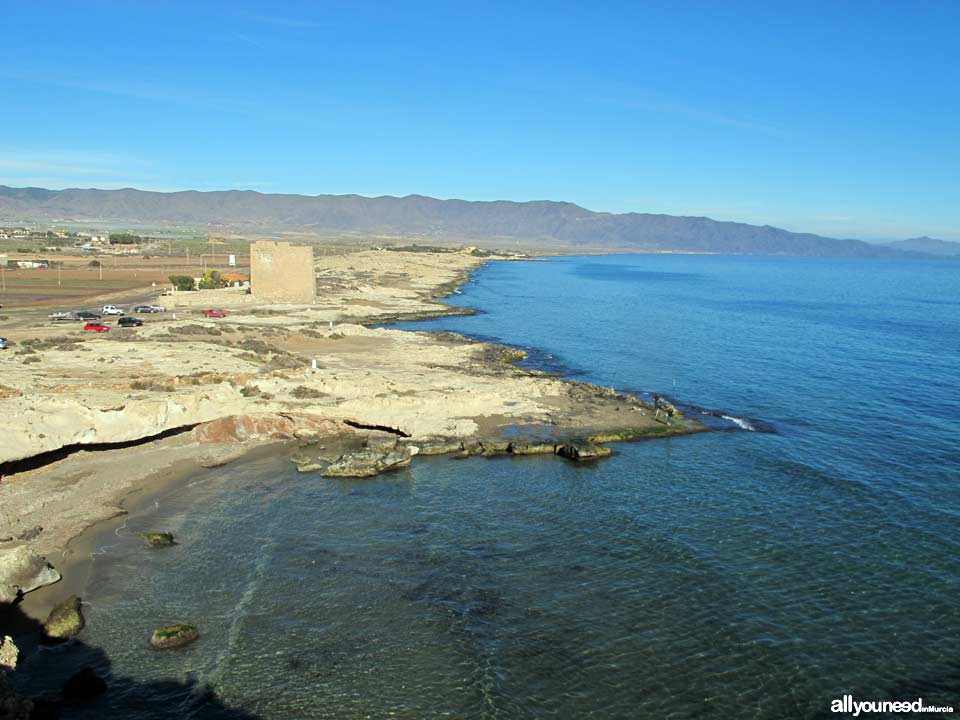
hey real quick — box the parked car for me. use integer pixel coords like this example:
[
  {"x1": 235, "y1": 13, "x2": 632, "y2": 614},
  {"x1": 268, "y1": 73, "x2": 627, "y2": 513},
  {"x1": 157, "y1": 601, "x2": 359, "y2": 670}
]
[
  {"x1": 83, "y1": 322, "x2": 110, "y2": 333},
  {"x1": 118, "y1": 316, "x2": 143, "y2": 327},
  {"x1": 102, "y1": 305, "x2": 124, "y2": 316},
  {"x1": 0, "y1": 338, "x2": 8, "y2": 350},
  {"x1": 133, "y1": 305, "x2": 165, "y2": 313},
  {"x1": 204, "y1": 309, "x2": 227, "y2": 318},
  {"x1": 75, "y1": 311, "x2": 102, "y2": 321},
  {"x1": 49, "y1": 311, "x2": 79, "y2": 322}
]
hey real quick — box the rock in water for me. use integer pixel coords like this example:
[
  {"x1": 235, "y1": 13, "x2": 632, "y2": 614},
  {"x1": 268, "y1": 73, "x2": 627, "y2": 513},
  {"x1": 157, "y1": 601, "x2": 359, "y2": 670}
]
[
  {"x1": 0, "y1": 636, "x2": 18, "y2": 672},
  {"x1": 322, "y1": 446, "x2": 414, "y2": 478},
  {"x1": 509, "y1": 442, "x2": 556, "y2": 456},
  {"x1": 555, "y1": 442, "x2": 612, "y2": 461},
  {"x1": 142, "y1": 532, "x2": 175, "y2": 547},
  {"x1": 43, "y1": 594, "x2": 85, "y2": 641},
  {"x1": 61, "y1": 667, "x2": 107, "y2": 699},
  {"x1": 150, "y1": 622, "x2": 199, "y2": 649}
]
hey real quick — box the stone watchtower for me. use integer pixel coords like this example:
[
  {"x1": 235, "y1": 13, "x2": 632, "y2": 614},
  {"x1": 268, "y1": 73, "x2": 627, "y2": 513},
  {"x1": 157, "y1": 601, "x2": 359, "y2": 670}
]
[{"x1": 249, "y1": 240, "x2": 316, "y2": 304}]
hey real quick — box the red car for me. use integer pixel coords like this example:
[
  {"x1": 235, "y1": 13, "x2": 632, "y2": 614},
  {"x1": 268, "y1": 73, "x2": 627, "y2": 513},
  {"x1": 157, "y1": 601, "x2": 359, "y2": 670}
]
[
  {"x1": 204, "y1": 309, "x2": 227, "y2": 318},
  {"x1": 83, "y1": 322, "x2": 110, "y2": 333}
]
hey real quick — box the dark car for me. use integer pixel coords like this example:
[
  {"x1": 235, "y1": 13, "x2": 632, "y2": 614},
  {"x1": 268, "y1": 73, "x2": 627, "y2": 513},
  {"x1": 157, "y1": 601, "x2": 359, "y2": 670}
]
[
  {"x1": 83, "y1": 322, "x2": 110, "y2": 333},
  {"x1": 75, "y1": 311, "x2": 102, "y2": 321},
  {"x1": 118, "y1": 316, "x2": 143, "y2": 327}
]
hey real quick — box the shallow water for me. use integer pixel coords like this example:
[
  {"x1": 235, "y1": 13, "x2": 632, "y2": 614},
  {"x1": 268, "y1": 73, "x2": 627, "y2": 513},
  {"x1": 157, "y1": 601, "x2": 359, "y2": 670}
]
[{"x1": 18, "y1": 254, "x2": 960, "y2": 718}]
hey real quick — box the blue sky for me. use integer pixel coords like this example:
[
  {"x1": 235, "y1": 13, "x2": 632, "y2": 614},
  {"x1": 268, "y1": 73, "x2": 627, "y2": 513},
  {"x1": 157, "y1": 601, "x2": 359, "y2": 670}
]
[{"x1": 1, "y1": 1, "x2": 957, "y2": 240}]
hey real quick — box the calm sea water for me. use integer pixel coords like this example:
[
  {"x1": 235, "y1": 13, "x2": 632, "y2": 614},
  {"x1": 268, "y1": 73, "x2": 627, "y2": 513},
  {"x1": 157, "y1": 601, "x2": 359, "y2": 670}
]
[{"x1": 18, "y1": 254, "x2": 960, "y2": 718}]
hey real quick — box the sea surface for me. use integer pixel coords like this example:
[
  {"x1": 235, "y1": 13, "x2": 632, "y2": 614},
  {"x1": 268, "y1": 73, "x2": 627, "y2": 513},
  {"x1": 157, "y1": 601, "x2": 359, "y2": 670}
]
[{"x1": 17, "y1": 254, "x2": 960, "y2": 718}]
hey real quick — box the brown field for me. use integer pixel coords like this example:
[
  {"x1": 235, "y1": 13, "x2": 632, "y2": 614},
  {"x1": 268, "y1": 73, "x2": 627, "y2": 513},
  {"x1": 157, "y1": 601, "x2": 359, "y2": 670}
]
[{"x1": 0, "y1": 251, "x2": 251, "y2": 311}]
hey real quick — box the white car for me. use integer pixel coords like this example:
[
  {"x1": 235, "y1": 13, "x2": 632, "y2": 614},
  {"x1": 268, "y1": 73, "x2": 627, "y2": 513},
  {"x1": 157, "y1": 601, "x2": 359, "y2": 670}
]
[{"x1": 102, "y1": 305, "x2": 125, "y2": 316}]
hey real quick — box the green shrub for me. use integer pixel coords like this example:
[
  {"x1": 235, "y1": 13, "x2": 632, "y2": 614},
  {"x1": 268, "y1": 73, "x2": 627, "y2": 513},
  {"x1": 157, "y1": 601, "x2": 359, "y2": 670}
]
[{"x1": 168, "y1": 274, "x2": 195, "y2": 291}]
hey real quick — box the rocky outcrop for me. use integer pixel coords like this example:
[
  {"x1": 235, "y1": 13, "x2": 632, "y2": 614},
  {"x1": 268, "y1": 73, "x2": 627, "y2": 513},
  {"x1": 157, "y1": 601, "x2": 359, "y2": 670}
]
[
  {"x1": 193, "y1": 413, "x2": 346, "y2": 444},
  {"x1": 142, "y1": 532, "x2": 175, "y2": 547},
  {"x1": 321, "y1": 445, "x2": 416, "y2": 478},
  {"x1": 43, "y1": 594, "x2": 85, "y2": 641},
  {"x1": 0, "y1": 545, "x2": 60, "y2": 603},
  {"x1": 509, "y1": 442, "x2": 557, "y2": 455},
  {"x1": 150, "y1": 622, "x2": 199, "y2": 649},
  {"x1": 406, "y1": 438, "x2": 464, "y2": 456},
  {"x1": 555, "y1": 442, "x2": 613, "y2": 461},
  {"x1": 1, "y1": 388, "x2": 243, "y2": 465},
  {"x1": 479, "y1": 440, "x2": 512, "y2": 456},
  {"x1": 0, "y1": 637, "x2": 17, "y2": 673}
]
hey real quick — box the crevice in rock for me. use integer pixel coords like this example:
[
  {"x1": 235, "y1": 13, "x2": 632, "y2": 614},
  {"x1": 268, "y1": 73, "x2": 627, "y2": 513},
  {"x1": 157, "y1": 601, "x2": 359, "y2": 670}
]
[
  {"x1": 0, "y1": 425, "x2": 198, "y2": 479},
  {"x1": 342, "y1": 419, "x2": 411, "y2": 438}
]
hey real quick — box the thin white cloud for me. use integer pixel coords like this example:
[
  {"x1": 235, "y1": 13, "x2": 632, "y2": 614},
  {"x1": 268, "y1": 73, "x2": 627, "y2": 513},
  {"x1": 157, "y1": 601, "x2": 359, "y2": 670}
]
[{"x1": 589, "y1": 90, "x2": 784, "y2": 138}]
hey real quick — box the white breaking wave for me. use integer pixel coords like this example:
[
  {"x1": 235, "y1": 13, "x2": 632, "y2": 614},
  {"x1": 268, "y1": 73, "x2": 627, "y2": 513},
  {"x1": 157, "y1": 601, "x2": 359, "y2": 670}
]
[{"x1": 722, "y1": 415, "x2": 755, "y2": 431}]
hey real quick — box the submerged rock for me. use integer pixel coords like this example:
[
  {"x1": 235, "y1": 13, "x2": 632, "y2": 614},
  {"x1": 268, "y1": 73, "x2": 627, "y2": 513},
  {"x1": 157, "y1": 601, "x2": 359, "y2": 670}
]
[
  {"x1": 61, "y1": 667, "x2": 107, "y2": 699},
  {"x1": 150, "y1": 622, "x2": 199, "y2": 650},
  {"x1": 555, "y1": 442, "x2": 612, "y2": 462},
  {"x1": 0, "y1": 675, "x2": 33, "y2": 720},
  {"x1": 142, "y1": 532, "x2": 175, "y2": 547},
  {"x1": 43, "y1": 594, "x2": 85, "y2": 641},
  {"x1": 322, "y1": 445, "x2": 414, "y2": 478}
]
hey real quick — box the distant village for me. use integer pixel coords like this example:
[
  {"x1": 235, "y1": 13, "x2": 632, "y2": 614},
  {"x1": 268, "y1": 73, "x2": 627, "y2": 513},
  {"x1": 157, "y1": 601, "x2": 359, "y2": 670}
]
[{"x1": 0, "y1": 226, "x2": 144, "y2": 252}]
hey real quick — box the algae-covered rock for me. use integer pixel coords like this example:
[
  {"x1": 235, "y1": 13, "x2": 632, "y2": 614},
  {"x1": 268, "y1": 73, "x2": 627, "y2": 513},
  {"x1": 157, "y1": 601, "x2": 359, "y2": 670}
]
[
  {"x1": 150, "y1": 622, "x2": 199, "y2": 649},
  {"x1": 142, "y1": 532, "x2": 175, "y2": 547},
  {"x1": 322, "y1": 446, "x2": 414, "y2": 478},
  {"x1": 43, "y1": 594, "x2": 85, "y2": 641},
  {"x1": 510, "y1": 442, "x2": 556, "y2": 456},
  {"x1": 479, "y1": 440, "x2": 512, "y2": 456},
  {"x1": 555, "y1": 442, "x2": 612, "y2": 462},
  {"x1": 408, "y1": 438, "x2": 464, "y2": 456}
]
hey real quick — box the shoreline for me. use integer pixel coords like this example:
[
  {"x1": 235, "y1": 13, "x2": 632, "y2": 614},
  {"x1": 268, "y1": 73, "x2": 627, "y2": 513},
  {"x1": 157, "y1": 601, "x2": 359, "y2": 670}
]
[
  {"x1": 1, "y1": 249, "x2": 706, "y2": 619},
  {"x1": 14, "y1": 440, "x2": 287, "y2": 620}
]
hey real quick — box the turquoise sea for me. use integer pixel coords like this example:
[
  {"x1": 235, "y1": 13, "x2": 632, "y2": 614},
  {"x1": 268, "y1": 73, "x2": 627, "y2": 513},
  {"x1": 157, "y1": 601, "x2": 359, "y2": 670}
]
[{"x1": 14, "y1": 254, "x2": 960, "y2": 718}]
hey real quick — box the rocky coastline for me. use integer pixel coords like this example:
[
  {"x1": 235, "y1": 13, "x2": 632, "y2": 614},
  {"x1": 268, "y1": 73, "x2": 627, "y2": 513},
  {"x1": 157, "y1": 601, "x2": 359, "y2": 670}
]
[{"x1": 0, "y1": 249, "x2": 703, "y2": 622}]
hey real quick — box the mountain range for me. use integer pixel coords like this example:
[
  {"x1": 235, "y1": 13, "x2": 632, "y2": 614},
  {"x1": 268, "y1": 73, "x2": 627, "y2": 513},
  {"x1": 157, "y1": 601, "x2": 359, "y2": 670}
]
[
  {"x1": 881, "y1": 236, "x2": 960, "y2": 256},
  {"x1": 0, "y1": 185, "x2": 954, "y2": 258}
]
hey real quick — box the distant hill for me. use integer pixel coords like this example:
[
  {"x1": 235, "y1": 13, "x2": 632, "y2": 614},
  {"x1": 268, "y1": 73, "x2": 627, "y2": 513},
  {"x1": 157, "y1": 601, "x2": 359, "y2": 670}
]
[
  {"x1": 0, "y1": 185, "x2": 934, "y2": 258},
  {"x1": 882, "y1": 236, "x2": 960, "y2": 256}
]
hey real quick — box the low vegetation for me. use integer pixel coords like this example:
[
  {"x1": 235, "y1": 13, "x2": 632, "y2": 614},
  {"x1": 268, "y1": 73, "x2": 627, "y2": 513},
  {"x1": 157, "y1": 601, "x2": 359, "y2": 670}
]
[{"x1": 291, "y1": 385, "x2": 325, "y2": 399}]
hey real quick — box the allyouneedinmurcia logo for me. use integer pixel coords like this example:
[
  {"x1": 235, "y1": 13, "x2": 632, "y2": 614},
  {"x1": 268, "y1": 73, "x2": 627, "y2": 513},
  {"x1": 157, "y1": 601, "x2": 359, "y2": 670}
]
[{"x1": 831, "y1": 695, "x2": 954, "y2": 716}]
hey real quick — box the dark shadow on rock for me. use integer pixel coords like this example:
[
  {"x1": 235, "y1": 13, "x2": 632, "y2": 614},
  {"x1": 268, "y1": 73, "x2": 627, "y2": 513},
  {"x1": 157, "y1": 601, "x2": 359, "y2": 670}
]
[{"x1": 0, "y1": 599, "x2": 263, "y2": 719}]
